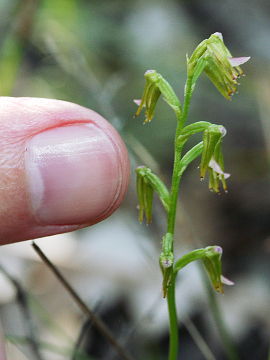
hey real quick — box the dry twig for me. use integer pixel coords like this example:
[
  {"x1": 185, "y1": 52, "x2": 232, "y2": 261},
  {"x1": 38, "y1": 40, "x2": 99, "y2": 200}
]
[{"x1": 32, "y1": 242, "x2": 134, "y2": 360}]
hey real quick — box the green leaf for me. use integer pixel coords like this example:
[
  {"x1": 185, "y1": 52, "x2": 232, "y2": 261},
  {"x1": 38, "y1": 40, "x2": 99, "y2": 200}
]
[
  {"x1": 177, "y1": 121, "x2": 211, "y2": 147},
  {"x1": 178, "y1": 141, "x2": 203, "y2": 176}
]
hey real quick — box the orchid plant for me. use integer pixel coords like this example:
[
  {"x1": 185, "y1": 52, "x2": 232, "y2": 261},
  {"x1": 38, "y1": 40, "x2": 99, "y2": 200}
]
[{"x1": 134, "y1": 33, "x2": 249, "y2": 360}]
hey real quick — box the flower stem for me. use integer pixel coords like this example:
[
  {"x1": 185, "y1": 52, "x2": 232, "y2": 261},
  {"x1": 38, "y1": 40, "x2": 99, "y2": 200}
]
[
  {"x1": 179, "y1": 75, "x2": 194, "y2": 130},
  {"x1": 165, "y1": 75, "x2": 194, "y2": 360},
  {"x1": 166, "y1": 75, "x2": 193, "y2": 236},
  {"x1": 167, "y1": 149, "x2": 183, "y2": 235},
  {"x1": 167, "y1": 274, "x2": 178, "y2": 360}
]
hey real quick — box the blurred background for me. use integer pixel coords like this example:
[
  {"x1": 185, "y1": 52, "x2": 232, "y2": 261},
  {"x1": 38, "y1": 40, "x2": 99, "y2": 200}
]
[{"x1": 0, "y1": 0, "x2": 269, "y2": 359}]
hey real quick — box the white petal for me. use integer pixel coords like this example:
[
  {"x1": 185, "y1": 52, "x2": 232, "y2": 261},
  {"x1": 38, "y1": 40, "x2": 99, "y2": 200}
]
[
  {"x1": 209, "y1": 159, "x2": 230, "y2": 179},
  {"x1": 133, "y1": 99, "x2": 142, "y2": 106},
  {"x1": 144, "y1": 69, "x2": 155, "y2": 75},
  {"x1": 228, "y1": 57, "x2": 250, "y2": 67},
  {"x1": 213, "y1": 32, "x2": 223, "y2": 40},
  {"x1": 221, "y1": 275, "x2": 234, "y2": 286},
  {"x1": 162, "y1": 259, "x2": 173, "y2": 268}
]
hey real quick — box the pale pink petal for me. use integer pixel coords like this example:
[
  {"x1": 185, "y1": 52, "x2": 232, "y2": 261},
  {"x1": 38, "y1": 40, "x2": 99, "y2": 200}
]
[
  {"x1": 219, "y1": 125, "x2": 227, "y2": 137},
  {"x1": 214, "y1": 245, "x2": 223, "y2": 254},
  {"x1": 221, "y1": 275, "x2": 234, "y2": 286},
  {"x1": 133, "y1": 99, "x2": 142, "y2": 106},
  {"x1": 228, "y1": 57, "x2": 250, "y2": 67},
  {"x1": 213, "y1": 32, "x2": 223, "y2": 40},
  {"x1": 209, "y1": 159, "x2": 230, "y2": 179}
]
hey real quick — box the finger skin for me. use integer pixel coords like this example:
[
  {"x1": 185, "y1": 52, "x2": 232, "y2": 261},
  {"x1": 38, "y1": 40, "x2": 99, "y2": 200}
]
[{"x1": 0, "y1": 97, "x2": 130, "y2": 244}]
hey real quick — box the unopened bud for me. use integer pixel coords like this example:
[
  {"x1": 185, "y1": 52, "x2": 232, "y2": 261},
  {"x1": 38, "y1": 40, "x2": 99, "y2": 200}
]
[
  {"x1": 136, "y1": 166, "x2": 154, "y2": 224},
  {"x1": 200, "y1": 125, "x2": 225, "y2": 179},
  {"x1": 134, "y1": 70, "x2": 181, "y2": 123},
  {"x1": 202, "y1": 246, "x2": 224, "y2": 293}
]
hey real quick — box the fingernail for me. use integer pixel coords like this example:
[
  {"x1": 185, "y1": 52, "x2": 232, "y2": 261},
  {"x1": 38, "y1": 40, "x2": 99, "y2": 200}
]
[{"x1": 25, "y1": 124, "x2": 122, "y2": 225}]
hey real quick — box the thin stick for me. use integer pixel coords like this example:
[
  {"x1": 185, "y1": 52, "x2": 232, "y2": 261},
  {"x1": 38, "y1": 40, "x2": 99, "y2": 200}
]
[{"x1": 32, "y1": 242, "x2": 134, "y2": 360}]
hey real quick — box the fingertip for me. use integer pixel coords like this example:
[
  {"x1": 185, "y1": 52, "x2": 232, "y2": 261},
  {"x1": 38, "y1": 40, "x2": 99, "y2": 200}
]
[{"x1": 0, "y1": 97, "x2": 130, "y2": 244}]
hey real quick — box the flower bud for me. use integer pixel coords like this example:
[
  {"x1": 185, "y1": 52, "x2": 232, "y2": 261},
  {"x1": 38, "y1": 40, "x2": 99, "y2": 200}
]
[
  {"x1": 160, "y1": 233, "x2": 174, "y2": 297},
  {"x1": 202, "y1": 246, "x2": 224, "y2": 293},
  {"x1": 188, "y1": 32, "x2": 250, "y2": 99},
  {"x1": 136, "y1": 166, "x2": 154, "y2": 224},
  {"x1": 200, "y1": 125, "x2": 225, "y2": 179},
  {"x1": 135, "y1": 166, "x2": 170, "y2": 223},
  {"x1": 209, "y1": 138, "x2": 230, "y2": 193},
  {"x1": 199, "y1": 124, "x2": 230, "y2": 193},
  {"x1": 173, "y1": 245, "x2": 234, "y2": 294},
  {"x1": 134, "y1": 70, "x2": 181, "y2": 123}
]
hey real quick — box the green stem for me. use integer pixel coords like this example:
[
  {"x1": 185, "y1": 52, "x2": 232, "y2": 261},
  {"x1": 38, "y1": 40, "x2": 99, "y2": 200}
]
[
  {"x1": 174, "y1": 248, "x2": 206, "y2": 273},
  {"x1": 166, "y1": 75, "x2": 193, "y2": 236},
  {"x1": 179, "y1": 75, "x2": 194, "y2": 130},
  {"x1": 165, "y1": 75, "x2": 194, "y2": 360},
  {"x1": 167, "y1": 274, "x2": 178, "y2": 360},
  {"x1": 167, "y1": 148, "x2": 183, "y2": 235}
]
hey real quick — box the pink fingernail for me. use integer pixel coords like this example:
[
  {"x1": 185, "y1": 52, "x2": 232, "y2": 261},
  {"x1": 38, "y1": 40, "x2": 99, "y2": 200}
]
[{"x1": 25, "y1": 124, "x2": 122, "y2": 225}]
